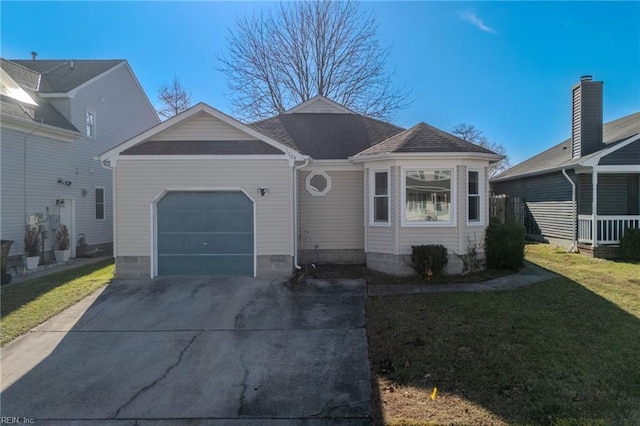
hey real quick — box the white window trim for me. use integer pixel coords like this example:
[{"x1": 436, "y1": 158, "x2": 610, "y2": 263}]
[
  {"x1": 305, "y1": 170, "x2": 332, "y2": 196},
  {"x1": 95, "y1": 187, "x2": 105, "y2": 221},
  {"x1": 401, "y1": 167, "x2": 456, "y2": 227},
  {"x1": 369, "y1": 168, "x2": 391, "y2": 227},
  {"x1": 86, "y1": 108, "x2": 97, "y2": 139},
  {"x1": 467, "y1": 168, "x2": 484, "y2": 226}
]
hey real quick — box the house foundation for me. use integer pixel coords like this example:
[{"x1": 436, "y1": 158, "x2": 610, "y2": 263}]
[{"x1": 366, "y1": 252, "x2": 464, "y2": 276}]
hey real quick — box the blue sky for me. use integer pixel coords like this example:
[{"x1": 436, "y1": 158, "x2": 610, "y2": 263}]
[{"x1": 1, "y1": 1, "x2": 638, "y2": 165}]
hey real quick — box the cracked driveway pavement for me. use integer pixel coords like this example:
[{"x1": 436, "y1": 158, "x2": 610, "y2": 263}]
[{"x1": 1, "y1": 277, "x2": 370, "y2": 425}]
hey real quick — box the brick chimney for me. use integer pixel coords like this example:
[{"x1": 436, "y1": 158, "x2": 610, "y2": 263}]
[{"x1": 571, "y1": 76, "x2": 603, "y2": 158}]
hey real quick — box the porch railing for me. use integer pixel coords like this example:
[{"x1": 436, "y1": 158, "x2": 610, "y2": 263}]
[{"x1": 578, "y1": 215, "x2": 640, "y2": 245}]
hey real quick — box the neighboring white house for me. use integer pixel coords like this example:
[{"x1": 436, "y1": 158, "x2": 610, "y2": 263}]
[
  {"x1": 99, "y1": 96, "x2": 502, "y2": 278},
  {"x1": 0, "y1": 58, "x2": 159, "y2": 269}
]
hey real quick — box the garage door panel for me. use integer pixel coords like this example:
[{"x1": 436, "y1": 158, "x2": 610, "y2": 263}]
[
  {"x1": 157, "y1": 191, "x2": 254, "y2": 276},
  {"x1": 160, "y1": 212, "x2": 253, "y2": 233},
  {"x1": 204, "y1": 212, "x2": 254, "y2": 232},
  {"x1": 158, "y1": 233, "x2": 253, "y2": 255},
  {"x1": 158, "y1": 254, "x2": 253, "y2": 276}
]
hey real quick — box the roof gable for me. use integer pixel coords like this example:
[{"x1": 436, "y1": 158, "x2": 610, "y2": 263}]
[
  {"x1": 100, "y1": 103, "x2": 305, "y2": 162},
  {"x1": 153, "y1": 111, "x2": 259, "y2": 141},
  {"x1": 599, "y1": 138, "x2": 640, "y2": 166},
  {"x1": 284, "y1": 95, "x2": 355, "y2": 114}
]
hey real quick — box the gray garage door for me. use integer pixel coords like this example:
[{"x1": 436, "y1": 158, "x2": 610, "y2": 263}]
[{"x1": 157, "y1": 191, "x2": 254, "y2": 276}]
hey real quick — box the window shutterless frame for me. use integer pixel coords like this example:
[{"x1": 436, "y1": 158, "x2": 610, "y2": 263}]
[
  {"x1": 95, "y1": 187, "x2": 105, "y2": 220},
  {"x1": 369, "y1": 169, "x2": 390, "y2": 226},
  {"x1": 401, "y1": 167, "x2": 456, "y2": 227},
  {"x1": 467, "y1": 169, "x2": 484, "y2": 226},
  {"x1": 86, "y1": 109, "x2": 97, "y2": 138}
]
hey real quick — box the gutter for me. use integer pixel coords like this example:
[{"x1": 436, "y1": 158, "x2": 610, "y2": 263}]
[
  {"x1": 293, "y1": 157, "x2": 310, "y2": 270},
  {"x1": 561, "y1": 168, "x2": 578, "y2": 252}
]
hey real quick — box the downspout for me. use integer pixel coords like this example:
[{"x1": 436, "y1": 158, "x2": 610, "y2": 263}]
[
  {"x1": 293, "y1": 158, "x2": 310, "y2": 270},
  {"x1": 562, "y1": 169, "x2": 578, "y2": 252}
]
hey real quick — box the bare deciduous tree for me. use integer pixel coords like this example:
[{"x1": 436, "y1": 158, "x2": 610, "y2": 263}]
[
  {"x1": 157, "y1": 76, "x2": 192, "y2": 120},
  {"x1": 452, "y1": 123, "x2": 511, "y2": 177},
  {"x1": 217, "y1": 1, "x2": 411, "y2": 122}
]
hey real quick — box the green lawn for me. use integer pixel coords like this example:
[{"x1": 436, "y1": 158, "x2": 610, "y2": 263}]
[
  {"x1": 367, "y1": 244, "x2": 640, "y2": 425},
  {"x1": 1, "y1": 259, "x2": 114, "y2": 346}
]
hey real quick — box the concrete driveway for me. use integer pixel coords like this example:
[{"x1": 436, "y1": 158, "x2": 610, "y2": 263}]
[{"x1": 1, "y1": 276, "x2": 370, "y2": 425}]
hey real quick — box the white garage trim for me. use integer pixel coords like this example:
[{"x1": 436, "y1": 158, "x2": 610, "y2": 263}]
[{"x1": 150, "y1": 187, "x2": 257, "y2": 278}]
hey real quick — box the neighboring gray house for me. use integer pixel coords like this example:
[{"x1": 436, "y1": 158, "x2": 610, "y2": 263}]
[
  {"x1": 99, "y1": 96, "x2": 502, "y2": 278},
  {"x1": 1, "y1": 58, "x2": 159, "y2": 267},
  {"x1": 492, "y1": 76, "x2": 640, "y2": 257}
]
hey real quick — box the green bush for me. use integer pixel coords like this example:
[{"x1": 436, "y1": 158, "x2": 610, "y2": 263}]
[
  {"x1": 485, "y1": 220, "x2": 525, "y2": 270},
  {"x1": 620, "y1": 228, "x2": 640, "y2": 261},
  {"x1": 411, "y1": 244, "x2": 448, "y2": 278}
]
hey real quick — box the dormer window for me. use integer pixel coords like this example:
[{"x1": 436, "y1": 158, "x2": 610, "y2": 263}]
[{"x1": 86, "y1": 109, "x2": 96, "y2": 138}]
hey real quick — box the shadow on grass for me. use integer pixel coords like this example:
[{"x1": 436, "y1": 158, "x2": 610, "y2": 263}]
[
  {"x1": 0, "y1": 259, "x2": 114, "y2": 317},
  {"x1": 367, "y1": 275, "x2": 640, "y2": 425}
]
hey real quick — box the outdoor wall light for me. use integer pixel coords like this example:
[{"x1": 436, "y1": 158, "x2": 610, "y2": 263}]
[
  {"x1": 55, "y1": 198, "x2": 65, "y2": 207},
  {"x1": 257, "y1": 187, "x2": 268, "y2": 196},
  {"x1": 57, "y1": 178, "x2": 72, "y2": 186}
]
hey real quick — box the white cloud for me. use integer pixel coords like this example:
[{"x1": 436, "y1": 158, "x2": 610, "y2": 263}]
[{"x1": 461, "y1": 10, "x2": 498, "y2": 34}]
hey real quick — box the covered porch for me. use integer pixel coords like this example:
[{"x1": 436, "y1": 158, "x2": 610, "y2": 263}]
[{"x1": 576, "y1": 169, "x2": 639, "y2": 247}]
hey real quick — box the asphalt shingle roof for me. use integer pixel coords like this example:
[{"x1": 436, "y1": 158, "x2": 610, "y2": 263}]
[
  {"x1": 356, "y1": 122, "x2": 497, "y2": 156},
  {"x1": 121, "y1": 140, "x2": 283, "y2": 155},
  {"x1": 1, "y1": 59, "x2": 79, "y2": 132},
  {"x1": 10, "y1": 59, "x2": 123, "y2": 93},
  {"x1": 250, "y1": 113, "x2": 404, "y2": 159},
  {"x1": 492, "y1": 112, "x2": 640, "y2": 181}
]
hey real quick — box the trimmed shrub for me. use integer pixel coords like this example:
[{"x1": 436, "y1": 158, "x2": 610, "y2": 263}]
[
  {"x1": 485, "y1": 220, "x2": 525, "y2": 270},
  {"x1": 411, "y1": 244, "x2": 448, "y2": 278},
  {"x1": 620, "y1": 228, "x2": 640, "y2": 261}
]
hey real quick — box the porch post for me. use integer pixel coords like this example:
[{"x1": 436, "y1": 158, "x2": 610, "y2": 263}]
[{"x1": 591, "y1": 169, "x2": 598, "y2": 248}]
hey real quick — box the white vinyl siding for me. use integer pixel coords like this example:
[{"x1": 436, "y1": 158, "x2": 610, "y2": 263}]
[
  {"x1": 365, "y1": 166, "x2": 395, "y2": 254},
  {"x1": 153, "y1": 111, "x2": 258, "y2": 141},
  {"x1": 298, "y1": 170, "x2": 364, "y2": 250},
  {"x1": 115, "y1": 159, "x2": 292, "y2": 256}
]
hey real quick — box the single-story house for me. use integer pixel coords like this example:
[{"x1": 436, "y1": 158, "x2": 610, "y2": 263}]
[
  {"x1": 99, "y1": 96, "x2": 503, "y2": 278},
  {"x1": 492, "y1": 76, "x2": 640, "y2": 257}
]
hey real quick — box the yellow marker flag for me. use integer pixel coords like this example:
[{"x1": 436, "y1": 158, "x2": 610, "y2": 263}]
[{"x1": 431, "y1": 387, "x2": 438, "y2": 400}]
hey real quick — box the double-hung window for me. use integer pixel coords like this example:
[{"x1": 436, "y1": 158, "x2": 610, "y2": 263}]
[
  {"x1": 86, "y1": 109, "x2": 96, "y2": 138},
  {"x1": 467, "y1": 170, "x2": 481, "y2": 223},
  {"x1": 371, "y1": 171, "x2": 389, "y2": 224},
  {"x1": 467, "y1": 170, "x2": 485, "y2": 225},
  {"x1": 403, "y1": 169, "x2": 453, "y2": 225}
]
